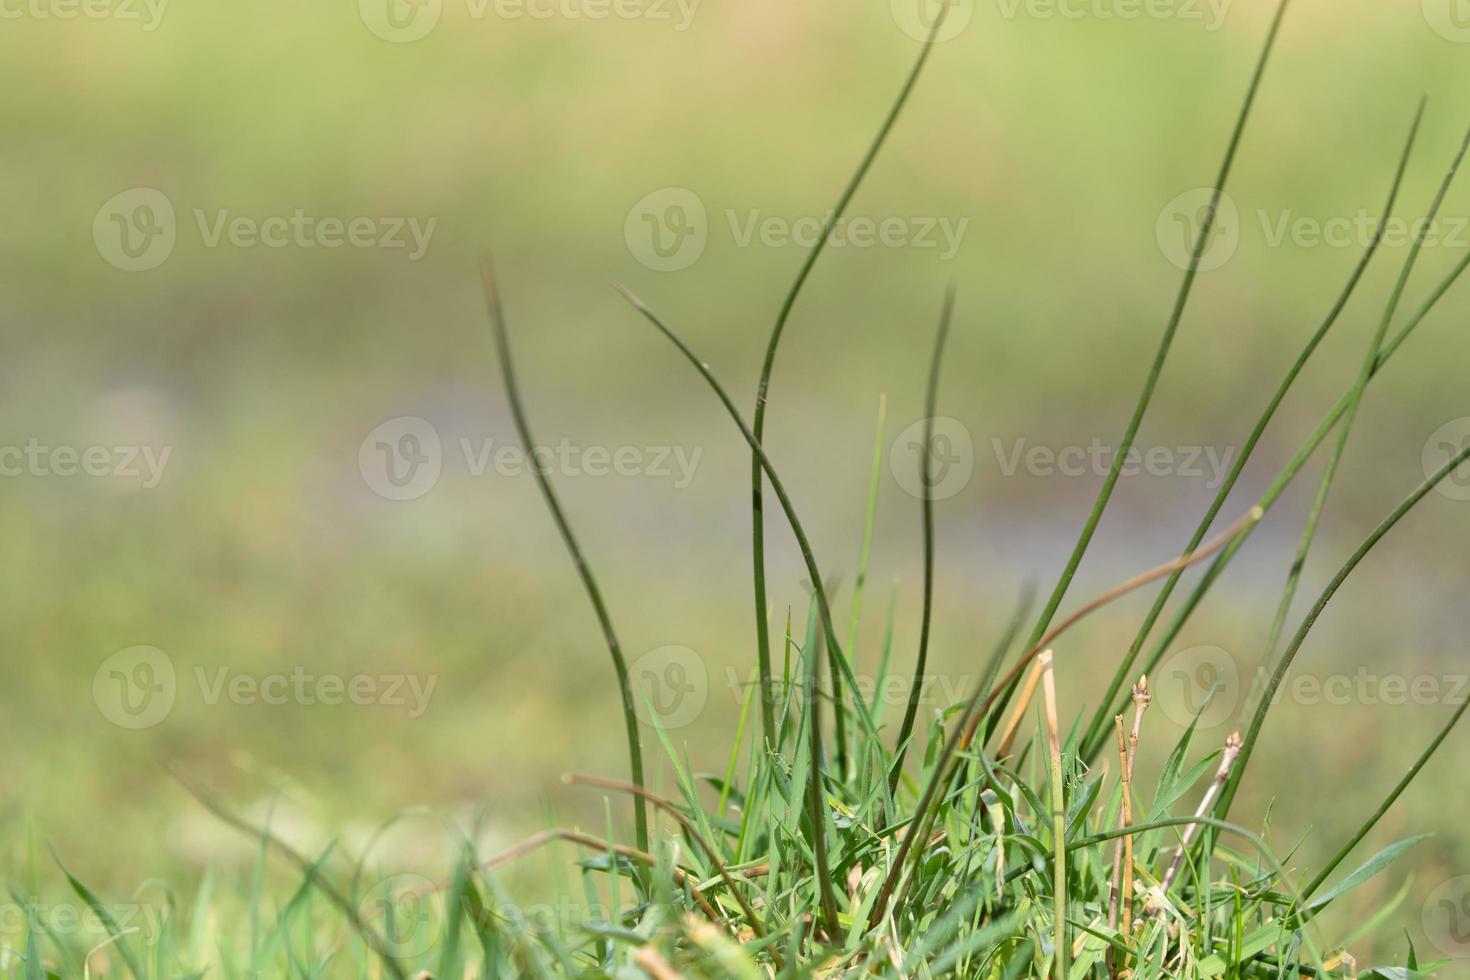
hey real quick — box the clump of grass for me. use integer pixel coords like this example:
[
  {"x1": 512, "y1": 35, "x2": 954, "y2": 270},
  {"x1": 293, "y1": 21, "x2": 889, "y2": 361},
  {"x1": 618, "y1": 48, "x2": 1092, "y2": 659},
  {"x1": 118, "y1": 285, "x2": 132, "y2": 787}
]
[{"x1": 10, "y1": 1, "x2": 1470, "y2": 977}]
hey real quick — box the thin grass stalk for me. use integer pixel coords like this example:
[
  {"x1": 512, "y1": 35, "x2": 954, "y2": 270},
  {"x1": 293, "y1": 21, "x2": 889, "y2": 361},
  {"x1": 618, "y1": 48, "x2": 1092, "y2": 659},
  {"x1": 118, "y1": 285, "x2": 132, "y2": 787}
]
[
  {"x1": 1214, "y1": 441, "x2": 1470, "y2": 825},
  {"x1": 866, "y1": 507, "x2": 1260, "y2": 929},
  {"x1": 1039, "y1": 651, "x2": 1067, "y2": 980},
  {"x1": 803, "y1": 617, "x2": 841, "y2": 936},
  {"x1": 1080, "y1": 233, "x2": 1470, "y2": 765},
  {"x1": 483, "y1": 262, "x2": 649, "y2": 853},
  {"x1": 1014, "y1": 0, "x2": 1291, "y2": 665},
  {"x1": 1078, "y1": 101, "x2": 1425, "y2": 757},
  {"x1": 889, "y1": 286, "x2": 956, "y2": 794},
  {"x1": 847, "y1": 394, "x2": 888, "y2": 669},
  {"x1": 1260, "y1": 113, "x2": 1468, "y2": 668},
  {"x1": 1105, "y1": 715, "x2": 1129, "y2": 978},
  {"x1": 615, "y1": 286, "x2": 884, "y2": 754},
  {"x1": 748, "y1": 9, "x2": 946, "y2": 765},
  {"x1": 1302, "y1": 694, "x2": 1470, "y2": 899},
  {"x1": 1159, "y1": 731, "x2": 1242, "y2": 895},
  {"x1": 563, "y1": 774, "x2": 767, "y2": 939},
  {"x1": 169, "y1": 770, "x2": 408, "y2": 980}
]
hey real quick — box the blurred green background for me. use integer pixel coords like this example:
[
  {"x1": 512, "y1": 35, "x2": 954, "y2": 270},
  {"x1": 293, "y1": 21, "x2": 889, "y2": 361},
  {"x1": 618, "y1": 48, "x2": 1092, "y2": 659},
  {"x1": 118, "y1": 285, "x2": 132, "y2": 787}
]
[{"x1": 4, "y1": 0, "x2": 1470, "y2": 964}]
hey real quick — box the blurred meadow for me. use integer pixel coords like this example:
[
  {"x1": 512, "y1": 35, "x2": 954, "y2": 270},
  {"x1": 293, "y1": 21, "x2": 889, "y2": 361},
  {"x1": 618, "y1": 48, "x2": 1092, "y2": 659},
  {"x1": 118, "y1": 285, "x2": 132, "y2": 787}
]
[{"x1": 3, "y1": 0, "x2": 1470, "y2": 964}]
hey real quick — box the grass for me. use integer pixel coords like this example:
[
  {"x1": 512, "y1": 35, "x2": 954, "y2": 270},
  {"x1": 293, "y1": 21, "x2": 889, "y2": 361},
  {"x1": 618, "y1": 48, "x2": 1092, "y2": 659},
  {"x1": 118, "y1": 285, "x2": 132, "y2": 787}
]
[{"x1": 7, "y1": 1, "x2": 1470, "y2": 977}]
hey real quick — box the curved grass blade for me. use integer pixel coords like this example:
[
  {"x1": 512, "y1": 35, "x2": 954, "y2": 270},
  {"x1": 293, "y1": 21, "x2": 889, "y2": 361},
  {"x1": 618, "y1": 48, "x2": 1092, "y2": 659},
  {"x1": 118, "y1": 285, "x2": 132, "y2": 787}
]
[
  {"x1": 482, "y1": 260, "x2": 648, "y2": 853},
  {"x1": 1260, "y1": 112, "x2": 1468, "y2": 671},
  {"x1": 168, "y1": 768, "x2": 409, "y2": 980},
  {"x1": 1016, "y1": 0, "x2": 1292, "y2": 659},
  {"x1": 867, "y1": 507, "x2": 1261, "y2": 930},
  {"x1": 749, "y1": 6, "x2": 947, "y2": 764},
  {"x1": 1079, "y1": 98, "x2": 1426, "y2": 758},
  {"x1": 50, "y1": 848, "x2": 145, "y2": 980},
  {"x1": 889, "y1": 285, "x2": 956, "y2": 794},
  {"x1": 1214, "y1": 441, "x2": 1470, "y2": 823},
  {"x1": 1302, "y1": 695, "x2": 1470, "y2": 900},
  {"x1": 614, "y1": 285, "x2": 884, "y2": 756}
]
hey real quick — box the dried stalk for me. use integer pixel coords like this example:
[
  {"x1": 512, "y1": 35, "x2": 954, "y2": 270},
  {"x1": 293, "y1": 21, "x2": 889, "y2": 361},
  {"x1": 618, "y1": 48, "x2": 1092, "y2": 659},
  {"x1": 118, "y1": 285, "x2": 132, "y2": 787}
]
[{"x1": 1160, "y1": 731, "x2": 1243, "y2": 895}]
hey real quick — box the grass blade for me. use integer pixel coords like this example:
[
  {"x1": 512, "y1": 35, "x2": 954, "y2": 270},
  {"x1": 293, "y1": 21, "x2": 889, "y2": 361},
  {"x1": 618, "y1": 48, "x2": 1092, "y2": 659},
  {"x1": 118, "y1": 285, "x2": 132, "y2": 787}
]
[
  {"x1": 482, "y1": 260, "x2": 649, "y2": 853},
  {"x1": 889, "y1": 286, "x2": 956, "y2": 793},
  {"x1": 1079, "y1": 98, "x2": 1426, "y2": 758},
  {"x1": 748, "y1": 6, "x2": 946, "y2": 763}
]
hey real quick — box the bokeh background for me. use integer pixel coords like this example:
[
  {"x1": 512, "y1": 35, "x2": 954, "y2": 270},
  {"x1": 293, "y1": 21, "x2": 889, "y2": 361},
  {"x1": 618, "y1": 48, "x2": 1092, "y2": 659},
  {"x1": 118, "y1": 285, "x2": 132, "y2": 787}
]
[{"x1": 4, "y1": 0, "x2": 1470, "y2": 964}]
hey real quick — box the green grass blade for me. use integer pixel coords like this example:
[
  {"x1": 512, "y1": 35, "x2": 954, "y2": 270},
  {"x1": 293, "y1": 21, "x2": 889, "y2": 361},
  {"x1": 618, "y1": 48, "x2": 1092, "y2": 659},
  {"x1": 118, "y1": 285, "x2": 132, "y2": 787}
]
[
  {"x1": 1079, "y1": 98, "x2": 1426, "y2": 758},
  {"x1": 890, "y1": 286, "x2": 956, "y2": 794},
  {"x1": 482, "y1": 261, "x2": 648, "y2": 853},
  {"x1": 1018, "y1": 0, "x2": 1292, "y2": 657},
  {"x1": 748, "y1": 9, "x2": 945, "y2": 764},
  {"x1": 1216, "y1": 440, "x2": 1470, "y2": 823}
]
